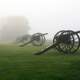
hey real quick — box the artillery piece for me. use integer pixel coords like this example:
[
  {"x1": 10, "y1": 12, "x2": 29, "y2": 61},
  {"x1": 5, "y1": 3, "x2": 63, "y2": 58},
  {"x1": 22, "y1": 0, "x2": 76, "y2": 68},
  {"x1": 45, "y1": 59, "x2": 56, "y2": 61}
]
[
  {"x1": 18, "y1": 33, "x2": 48, "y2": 47},
  {"x1": 34, "y1": 30, "x2": 80, "y2": 55}
]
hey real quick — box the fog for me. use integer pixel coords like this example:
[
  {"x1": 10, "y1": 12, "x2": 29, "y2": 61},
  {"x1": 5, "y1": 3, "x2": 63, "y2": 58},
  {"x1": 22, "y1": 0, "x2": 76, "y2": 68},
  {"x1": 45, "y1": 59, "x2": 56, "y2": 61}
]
[
  {"x1": 0, "y1": 16, "x2": 30, "y2": 42},
  {"x1": 0, "y1": 0, "x2": 80, "y2": 41}
]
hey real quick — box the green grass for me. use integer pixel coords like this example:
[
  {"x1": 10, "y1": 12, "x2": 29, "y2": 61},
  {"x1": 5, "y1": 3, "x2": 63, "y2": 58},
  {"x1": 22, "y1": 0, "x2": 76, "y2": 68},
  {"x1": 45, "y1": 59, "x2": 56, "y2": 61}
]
[{"x1": 0, "y1": 44, "x2": 80, "y2": 80}]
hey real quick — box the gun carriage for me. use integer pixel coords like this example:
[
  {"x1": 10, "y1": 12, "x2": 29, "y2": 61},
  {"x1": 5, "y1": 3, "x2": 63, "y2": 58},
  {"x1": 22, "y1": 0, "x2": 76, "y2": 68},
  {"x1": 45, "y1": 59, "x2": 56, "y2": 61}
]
[
  {"x1": 17, "y1": 33, "x2": 48, "y2": 47},
  {"x1": 18, "y1": 30, "x2": 80, "y2": 54},
  {"x1": 34, "y1": 30, "x2": 80, "y2": 55}
]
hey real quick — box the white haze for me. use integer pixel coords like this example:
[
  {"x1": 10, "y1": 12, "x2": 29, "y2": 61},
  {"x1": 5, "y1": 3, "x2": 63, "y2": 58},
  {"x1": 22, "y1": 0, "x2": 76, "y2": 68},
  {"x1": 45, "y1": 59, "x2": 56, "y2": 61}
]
[
  {"x1": 0, "y1": 0, "x2": 80, "y2": 40},
  {"x1": 0, "y1": 16, "x2": 30, "y2": 42}
]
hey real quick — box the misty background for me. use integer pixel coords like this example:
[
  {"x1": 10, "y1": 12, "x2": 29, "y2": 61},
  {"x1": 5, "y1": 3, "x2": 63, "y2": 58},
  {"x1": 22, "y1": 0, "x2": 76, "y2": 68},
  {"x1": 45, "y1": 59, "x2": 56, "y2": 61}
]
[
  {"x1": 0, "y1": 16, "x2": 30, "y2": 42},
  {"x1": 0, "y1": 0, "x2": 80, "y2": 42}
]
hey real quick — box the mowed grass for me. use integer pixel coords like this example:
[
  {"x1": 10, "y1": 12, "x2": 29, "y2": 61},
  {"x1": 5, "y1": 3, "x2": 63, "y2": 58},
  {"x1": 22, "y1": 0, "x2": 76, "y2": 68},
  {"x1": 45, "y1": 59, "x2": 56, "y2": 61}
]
[{"x1": 0, "y1": 44, "x2": 80, "y2": 80}]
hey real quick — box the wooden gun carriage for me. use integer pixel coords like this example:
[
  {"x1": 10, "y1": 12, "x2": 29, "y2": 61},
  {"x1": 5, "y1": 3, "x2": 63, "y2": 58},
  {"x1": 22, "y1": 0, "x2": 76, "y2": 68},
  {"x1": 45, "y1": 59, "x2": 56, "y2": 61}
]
[
  {"x1": 18, "y1": 30, "x2": 80, "y2": 54},
  {"x1": 34, "y1": 30, "x2": 80, "y2": 55}
]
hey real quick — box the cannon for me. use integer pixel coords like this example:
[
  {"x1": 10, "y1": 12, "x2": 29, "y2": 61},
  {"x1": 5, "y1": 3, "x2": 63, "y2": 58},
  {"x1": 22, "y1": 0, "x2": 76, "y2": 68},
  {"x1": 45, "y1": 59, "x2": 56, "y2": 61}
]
[
  {"x1": 34, "y1": 30, "x2": 80, "y2": 55},
  {"x1": 17, "y1": 33, "x2": 48, "y2": 47}
]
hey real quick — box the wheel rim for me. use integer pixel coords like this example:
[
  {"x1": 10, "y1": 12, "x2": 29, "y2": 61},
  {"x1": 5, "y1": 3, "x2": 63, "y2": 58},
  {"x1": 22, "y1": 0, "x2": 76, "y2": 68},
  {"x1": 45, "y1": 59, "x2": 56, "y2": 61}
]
[
  {"x1": 53, "y1": 30, "x2": 80, "y2": 54},
  {"x1": 31, "y1": 33, "x2": 46, "y2": 46}
]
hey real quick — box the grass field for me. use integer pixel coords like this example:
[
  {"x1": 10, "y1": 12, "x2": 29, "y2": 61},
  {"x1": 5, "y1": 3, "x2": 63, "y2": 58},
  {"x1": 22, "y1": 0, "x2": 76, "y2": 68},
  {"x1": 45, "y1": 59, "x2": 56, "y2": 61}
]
[{"x1": 0, "y1": 44, "x2": 80, "y2": 80}]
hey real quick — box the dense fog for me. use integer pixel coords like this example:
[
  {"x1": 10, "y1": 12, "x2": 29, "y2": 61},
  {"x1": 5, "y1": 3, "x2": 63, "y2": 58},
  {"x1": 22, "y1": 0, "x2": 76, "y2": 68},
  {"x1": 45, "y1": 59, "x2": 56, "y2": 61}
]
[{"x1": 0, "y1": 16, "x2": 30, "y2": 42}]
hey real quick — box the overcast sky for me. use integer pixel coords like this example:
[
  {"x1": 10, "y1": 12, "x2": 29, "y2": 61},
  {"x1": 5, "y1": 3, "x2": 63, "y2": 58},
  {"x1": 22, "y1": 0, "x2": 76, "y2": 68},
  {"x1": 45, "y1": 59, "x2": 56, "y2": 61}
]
[{"x1": 0, "y1": 0, "x2": 80, "y2": 37}]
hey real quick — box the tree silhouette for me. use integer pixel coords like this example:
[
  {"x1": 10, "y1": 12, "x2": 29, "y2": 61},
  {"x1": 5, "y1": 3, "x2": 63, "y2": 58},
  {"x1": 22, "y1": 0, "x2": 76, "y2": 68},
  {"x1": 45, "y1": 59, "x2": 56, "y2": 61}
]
[{"x1": 0, "y1": 16, "x2": 30, "y2": 42}]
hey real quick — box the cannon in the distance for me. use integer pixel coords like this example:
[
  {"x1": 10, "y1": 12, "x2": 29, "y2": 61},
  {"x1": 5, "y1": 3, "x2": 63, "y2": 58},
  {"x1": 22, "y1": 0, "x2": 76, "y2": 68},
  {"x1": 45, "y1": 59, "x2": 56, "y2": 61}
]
[{"x1": 18, "y1": 33, "x2": 48, "y2": 47}]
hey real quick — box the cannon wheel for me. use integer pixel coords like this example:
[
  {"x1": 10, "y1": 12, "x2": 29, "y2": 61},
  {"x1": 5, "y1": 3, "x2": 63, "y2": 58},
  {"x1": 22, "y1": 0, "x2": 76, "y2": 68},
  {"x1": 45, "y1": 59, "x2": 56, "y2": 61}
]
[
  {"x1": 53, "y1": 30, "x2": 67, "y2": 52},
  {"x1": 53, "y1": 30, "x2": 80, "y2": 54},
  {"x1": 31, "y1": 33, "x2": 46, "y2": 46},
  {"x1": 70, "y1": 32, "x2": 80, "y2": 53}
]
